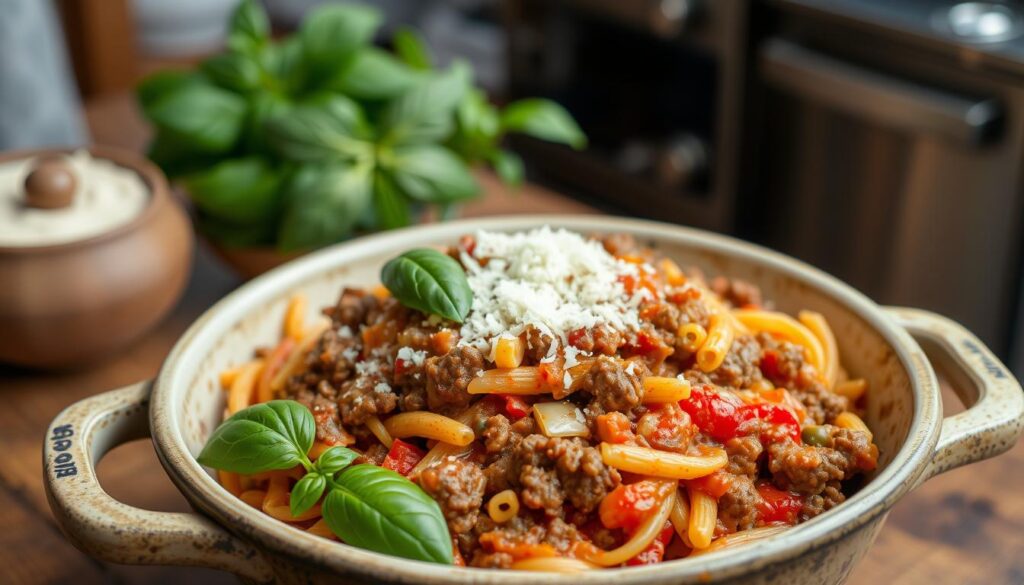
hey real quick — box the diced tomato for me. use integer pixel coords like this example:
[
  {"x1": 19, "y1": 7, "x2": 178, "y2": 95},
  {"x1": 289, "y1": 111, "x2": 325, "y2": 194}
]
[
  {"x1": 500, "y1": 394, "x2": 531, "y2": 421},
  {"x1": 596, "y1": 412, "x2": 634, "y2": 444},
  {"x1": 538, "y1": 361, "x2": 564, "y2": 390},
  {"x1": 686, "y1": 470, "x2": 734, "y2": 499},
  {"x1": 760, "y1": 349, "x2": 781, "y2": 381},
  {"x1": 626, "y1": 522, "x2": 675, "y2": 566},
  {"x1": 756, "y1": 483, "x2": 803, "y2": 525},
  {"x1": 738, "y1": 403, "x2": 801, "y2": 444},
  {"x1": 459, "y1": 234, "x2": 476, "y2": 256},
  {"x1": 678, "y1": 385, "x2": 746, "y2": 441},
  {"x1": 381, "y1": 439, "x2": 426, "y2": 476},
  {"x1": 394, "y1": 358, "x2": 408, "y2": 376},
  {"x1": 568, "y1": 328, "x2": 587, "y2": 348},
  {"x1": 618, "y1": 273, "x2": 638, "y2": 295},
  {"x1": 599, "y1": 481, "x2": 673, "y2": 533}
]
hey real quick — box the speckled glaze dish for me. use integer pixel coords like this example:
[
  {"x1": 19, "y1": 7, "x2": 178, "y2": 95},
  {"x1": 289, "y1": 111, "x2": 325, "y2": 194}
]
[{"x1": 43, "y1": 216, "x2": 1024, "y2": 584}]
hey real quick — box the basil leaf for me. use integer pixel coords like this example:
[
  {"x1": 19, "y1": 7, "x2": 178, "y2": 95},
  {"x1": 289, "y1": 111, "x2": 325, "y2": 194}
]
[
  {"x1": 184, "y1": 157, "x2": 283, "y2": 223},
  {"x1": 490, "y1": 149, "x2": 524, "y2": 187},
  {"x1": 301, "y1": 3, "x2": 381, "y2": 79},
  {"x1": 147, "y1": 83, "x2": 246, "y2": 153},
  {"x1": 501, "y1": 98, "x2": 587, "y2": 149},
  {"x1": 329, "y1": 48, "x2": 421, "y2": 100},
  {"x1": 290, "y1": 472, "x2": 326, "y2": 517},
  {"x1": 381, "y1": 62, "x2": 470, "y2": 145},
  {"x1": 258, "y1": 38, "x2": 307, "y2": 95},
  {"x1": 201, "y1": 51, "x2": 261, "y2": 93},
  {"x1": 315, "y1": 446, "x2": 359, "y2": 475},
  {"x1": 451, "y1": 89, "x2": 501, "y2": 161},
  {"x1": 393, "y1": 28, "x2": 432, "y2": 71},
  {"x1": 137, "y1": 71, "x2": 203, "y2": 119},
  {"x1": 381, "y1": 249, "x2": 472, "y2": 322},
  {"x1": 322, "y1": 465, "x2": 452, "y2": 564},
  {"x1": 243, "y1": 92, "x2": 291, "y2": 153},
  {"x1": 373, "y1": 171, "x2": 412, "y2": 230},
  {"x1": 266, "y1": 96, "x2": 372, "y2": 163},
  {"x1": 388, "y1": 145, "x2": 479, "y2": 203},
  {"x1": 198, "y1": 400, "x2": 316, "y2": 474},
  {"x1": 278, "y1": 163, "x2": 373, "y2": 250},
  {"x1": 146, "y1": 131, "x2": 222, "y2": 180},
  {"x1": 228, "y1": 0, "x2": 270, "y2": 54}
]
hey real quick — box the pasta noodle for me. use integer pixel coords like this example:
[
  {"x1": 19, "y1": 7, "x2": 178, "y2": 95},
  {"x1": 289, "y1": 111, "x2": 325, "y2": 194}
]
[
  {"x1": 365, "y1": 416, "x2": 394, "y2": 448},
  {"x1": 240, "y1": 489, "x2": 267, "y2": 509},
  {"x1": 492, "y1": 336, "x2": 526, "y2": 369},
  {"x1": 688, "y1": 525, "x2": 788, "y2": 557},
  {"x1": 677, "y1": 322, "x2": 708, "y2": 353},
  {"x1": 600, "y1": 443, "x2": 728, "y2": 480},
  {"x1": 697, "y1": 314, "x2": 735, "y2": 372},
  {"x1": 581, "y1": 479, "x2": 676, "y2": 567},
  {"x1": 834, "y1": 411, "x2": 872, "y2": 440},
  {"x1": 218, "y1": 470, "x2": 242, "y2": 497},
  {"x1": 487, "y1": 489, "x2": 520, "y2": 524},
  {"x1": 307, "y1": 518, "x2": 338, "y2": 540},
  {"x1": 409, "y1": 400, "x2": 499, "y2": 476},
  {"x1": 642, "y1": 376, "x2": 692, "y2": 402},
  {"x1": 657, "y1": 258, "x2": 687, "y2": 286},
  {"x1": 734, "y1": 309, "x2": 825, "y2": 374},
  {"x1": 257, "y1": 337, "x2": 295, "y2": 403},
  {"x1": 798, "y1": 310, "x2": 838, "y2": 388},
  {"x1": 227, "y1": 361, "x2": 263, "y2": 415},
  {"x1": 835, "y1": 378, "x2": 868, "y2": 402},
  {"x1": 382, "y1": 412, "x2": 475, "y2": 446},
  {"x1": 270, "y1": 318, "x2": 331, "y2": 393},
  {"x1": 263, "y1": 473, "x2": 322, "y2": 522},
  {"x1": 669, "y1": 488, "x2": 694, "y2": 549},
  {"x1": 510, "y1": 557, "x2": 598, "y2": 572},
  {"x1": 688, "y1": 489, "x2": 717, "y2": 549},
  {"x1": 284, "y1": 294, "x2": 308, "y2": 341}
]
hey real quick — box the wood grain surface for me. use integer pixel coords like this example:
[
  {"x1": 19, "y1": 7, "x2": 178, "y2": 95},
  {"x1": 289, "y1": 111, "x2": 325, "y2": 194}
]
[{"x1": 1, "y1": 94, "x2": 1021, "y2": 585}]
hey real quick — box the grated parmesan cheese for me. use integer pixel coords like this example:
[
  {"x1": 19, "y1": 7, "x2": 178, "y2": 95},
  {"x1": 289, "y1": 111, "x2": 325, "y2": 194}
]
[
  {"x1": 458, "y1": 227, "x2": 643, "y2": 358},
  {"x1": 374, "y1": 382, "x2": 392, "y2": 394},
  {"x1": 337, "y1": 325, "x2": 354, "y2": 338},
  {"x1": 396, "y1": 346, "x2": 427, "y2": 366}
]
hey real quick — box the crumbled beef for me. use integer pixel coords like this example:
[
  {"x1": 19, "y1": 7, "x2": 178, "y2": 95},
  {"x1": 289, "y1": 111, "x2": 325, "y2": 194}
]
[
  {"x1": 711, "y1": 276, "x2": 763, "y2": 308},
  {"x1": 717, "y1": 475, "x2": 760, "y2": 532},
  {"x1": 800, "y1": 481, "x2": 845, "y2": 520},
  {"x1": 725, "y1": 435, "x2": 763, "y2": 478},
  {"x1": 511, "y1": 435, "x2": 620, "y2": 515},
  {"x1": 648, "y1": 303, "x2": 683, "y2": 334},
  {"x1": 294, "y1": 389, "x2": 352, "y2": 446},
  {"x1": 707, "y1": 335, "x2": 764, "y2": 389},
  {"x1": 636, "y1": 404, "x2": 695, "y2": 453},
  {"x1": 768, "y1": 441, "x2": 847, "y2": 495},
  {"x1": 829, "y1": 427, "x2": 878, "y2": 471},
  {"x1": 419, "y1": 459, "x2": 486, "y2": 535},
  {"x1": 483, "y1": 415, "x2": 512, "y2": 454},
  {"x1": 524, "y1": 326, "x2": 554, "y2": 363},
  {"x1": 583, "y1": 357, "x2": 647, "y2": 412},
  {"x1": 397, "y1": 325, "x2": 435, "y2": 351},
  {"x1": 325, "y1": 288, "x2": 372, "y2": 329},
  {"x1": 467, "y1": 515, "x2": 583, "y2": 568},
  {"x1": 568, "y1": 325, "x2": 624, "y2": 356},
  {"x1": 355, "y1": 443, "x2": 388, "y2": 466},
  {"x1": 425, "y1": 346, "x2": 484, "y2": 410},
  {"x1": 790, "y1": 382, "x2": 849, "y2": 425},
  {"x1": 337, "y1": 376, "x2": 397, "y2": 426}
]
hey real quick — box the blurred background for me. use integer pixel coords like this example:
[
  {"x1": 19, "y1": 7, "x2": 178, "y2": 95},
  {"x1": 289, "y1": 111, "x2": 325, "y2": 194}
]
[{"x1": 3, "y1": 3, "x2": 1024, "y2": 585}]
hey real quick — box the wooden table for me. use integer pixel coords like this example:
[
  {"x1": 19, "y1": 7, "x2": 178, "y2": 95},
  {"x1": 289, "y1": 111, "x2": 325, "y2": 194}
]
[{"x1": 2, "y1": 94, "x2": 1022, "y2": 585}]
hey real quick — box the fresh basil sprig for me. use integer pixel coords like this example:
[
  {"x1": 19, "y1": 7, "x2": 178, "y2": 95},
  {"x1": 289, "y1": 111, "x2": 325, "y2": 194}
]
[
  {"x1": 199, "y1": 400, "x2": 452, "y2": 564},
  {"x1": 137, "y1": 0, "x2": 586, "y2": 252},
  {"x1": 381, "y1": 249, "x2": 473, "y2": 323}
]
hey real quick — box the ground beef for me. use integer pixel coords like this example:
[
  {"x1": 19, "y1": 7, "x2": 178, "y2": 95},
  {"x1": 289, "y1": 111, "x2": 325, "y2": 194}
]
[
  {"x1": 355, "y1": 443, "x2": 388, "y2": 466},
  {"x1": 294, "y1": 390, "x2": 351, "y2": 446},
  {"x1": 483, "y1": 453, "x2": 514, "y2": 495},
  {"x1": 768, "y1": 441, "x2": 847, "y2": 495},
  {"x1": 512, "y1": 435, "x2": 620, "y2": 515},
  {"x1": 648, "y1": 303, "x2": 683, "y2": 334},
  {"x1": 425, "y1": 346, "x2": 484, "y2": 410},
  {"x1": 725, "y1": 435, "x2": 763, "y2": 478},
  {"x1": 467, "y1": 515, "x2": 583, "y2": 568},
  {"x1": 568, "y1": 325, "x2": 624, "y2": 356},
  {"x1": 717, "y1": 475, "x2": 760, "y2": 532},
  {"x1": 583, "y1": 357, "x2": 647, "y2": 412},
  {"x1": 419, "y1": 459, "x2": 487, "y2": 535},
  {"x1": 636, "y1": 405, "x2": 695, "y2": 453},
  {"x1": 525, "y1": 326, "x2": 554, "y2": 363},
  {"x1": 790, "y1": 382, "x2": 849, "y2": 425},
  {"x1": 711, "y1": 276, "x2": 763, "y2": 308},
  {"x1": 337, "y1": 376, "x2": 398, "y2": 426},
  {"x1": 325, "y1": 287, "x2": 373, "y2": 329},
  {"x1": 829, "y1": 427, "x2": 878, "y2": 471},
  {"x1": 483, "y1": 414, "x2": 512, "y2": 454},
  {"x1": 396, "y1": 325, "x2": 434, "y2": 351},
  {"x1": 707, "y1": 335, "x2": 764, "y2": 389},
  {"x1": 800, "y1": 481, "x2": 845, "y2": 520}
]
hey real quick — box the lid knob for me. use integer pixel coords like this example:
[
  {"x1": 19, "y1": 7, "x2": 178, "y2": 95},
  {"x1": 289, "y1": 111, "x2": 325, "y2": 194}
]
[{"x1": 24, "y1": 157, "x2": 77, "y2": 209}]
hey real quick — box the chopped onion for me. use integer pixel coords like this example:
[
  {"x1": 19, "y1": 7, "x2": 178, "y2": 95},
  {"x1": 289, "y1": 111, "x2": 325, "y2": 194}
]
[{"x1": 534, "y1": 401, "x2": 589, "y2": 438}]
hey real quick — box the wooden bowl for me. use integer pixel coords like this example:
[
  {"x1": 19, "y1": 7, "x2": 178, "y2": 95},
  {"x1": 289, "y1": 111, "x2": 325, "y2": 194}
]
[{"x1": 0, "y1": 146, "x2": 193, "y2": 368}]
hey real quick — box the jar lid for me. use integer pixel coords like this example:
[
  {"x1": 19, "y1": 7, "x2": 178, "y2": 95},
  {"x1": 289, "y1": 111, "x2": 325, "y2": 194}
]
[{"x1": 0, "y1": 149, "x2": 151, "y2": 247}]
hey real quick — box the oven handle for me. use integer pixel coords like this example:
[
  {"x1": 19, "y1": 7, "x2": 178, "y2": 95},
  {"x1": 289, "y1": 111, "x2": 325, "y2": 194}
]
[{"x1": 760, "y1": 39, "x2": 1002, "y2": 146}]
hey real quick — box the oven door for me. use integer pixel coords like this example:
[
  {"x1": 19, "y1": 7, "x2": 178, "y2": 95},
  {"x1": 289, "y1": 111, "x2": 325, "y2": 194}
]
[{"x1": 746, "y1": 38, "x2": 1024, "y2": 353}]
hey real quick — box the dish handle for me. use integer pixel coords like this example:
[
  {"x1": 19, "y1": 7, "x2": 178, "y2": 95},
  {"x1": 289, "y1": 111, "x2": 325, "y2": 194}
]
[
  {"x1": 886, "y1": 307, "x2": 1024, "y2": 483},
  {"x1": 42, "y1": 381, "x2": 275, "y2": 583}
]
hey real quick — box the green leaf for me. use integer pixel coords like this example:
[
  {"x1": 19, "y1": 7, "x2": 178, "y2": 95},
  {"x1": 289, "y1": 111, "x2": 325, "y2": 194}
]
[
  {"x1": 381, "y1": 248, "x2": 472, "y2": 322},
  {"x1": 184, "y1": 157, "x2": 283, "y2": 223},
  {"x1": 146, "y1": 83, "x2": 247, "y2": 153},
  {"x1": 266, "y1": 95, "x2": 372, "y2": 163},
  {"x1": 201, "y1": 51, "x2": 262, "y2": 93},
  {"x1": 322, "y1": 465, "x2": 452, "y2": 564},
  {"x1": 243, "y1": 92, "x2": 291, "y2": 153},
  {"x1": 146, "y1": 131, "x2": 222, "y2": 179},
  {"x1": 449, "y1": 88, "x2": 500, "y2": 162},
  {"x1": 278, "y1": 162, "x2": 373, "y2": 250},
  {"x1": 197, "y1": 213, "x2": 278, "y2": 248},
  {"x1": 197, "y1": 401, "x2": 315, "y2": 474},
  {"x1": 290, "y1": 473, "x2": 326, "y2": 517},
  {"x1": 301, "y1": 3, "x2": 381, "y2": 78},
  {"x1": 382, "y1": 62, "x2": 470, "y2": 145},
  {"x1": 490, "y1": 149, "x2": 524, "y2": 186},
  {"x1": 501, "y1": 98, "x2": 586, "y2": 149},
  {"x1": 137, "y1": 70, "x2": 203, "y2": 118},
  {"x1": 372, "y1": 172, "x2": 412, "y2": 230},
  {"x1": 388, "y1": 145, "x2": 479, "y2": 203},
  {"x1": 329, "y1": 48, "x2": 421, "y2": 100},
  {"x1": 258, "y1": 37, "x2": 307, "y2": 94},
  {"x1": 315, "y1": 446, "x2": 359, "y2": 475},
  {"x1": 393, "y1": 27, "x2": 432, "y2": 70},
  {"x1": 228, "y1": 0, "x2": 270, "y2": 54}
]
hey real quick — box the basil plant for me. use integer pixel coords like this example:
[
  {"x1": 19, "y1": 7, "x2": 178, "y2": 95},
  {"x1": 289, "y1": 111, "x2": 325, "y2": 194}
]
[{"x1": 137, "y1": 0, "x2": 586, "y2": 251}]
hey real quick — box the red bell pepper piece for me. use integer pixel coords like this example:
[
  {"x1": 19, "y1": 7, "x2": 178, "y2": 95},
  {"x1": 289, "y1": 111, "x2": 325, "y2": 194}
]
[
  {"x1": 381, "y1": 438, "x2": 426, "y2": 476},
  {"x1": 679, "y1": 385, "x2": 800, "y2": 444},
  {"x1": 738, "y1": 403, "x2": 801, "y2": 444},
  {"x1": 500, "y1": 394, "x2": 531, "y2": 421},
  {"x1": 756, "y1": 483, "x2": 803, "y2": 525}
]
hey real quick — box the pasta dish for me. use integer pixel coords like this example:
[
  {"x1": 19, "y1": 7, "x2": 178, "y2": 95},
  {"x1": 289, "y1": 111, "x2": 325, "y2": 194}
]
[{"x1": 203, "y1": 227, "x2": 878, "y2": 571}]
